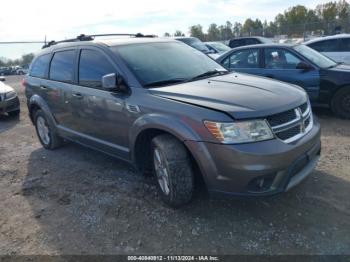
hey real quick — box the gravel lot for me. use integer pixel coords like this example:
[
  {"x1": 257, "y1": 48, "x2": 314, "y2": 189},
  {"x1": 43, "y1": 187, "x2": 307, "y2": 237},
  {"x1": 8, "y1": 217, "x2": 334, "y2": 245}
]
[{"x1": 0, "y1": 75, "x2": 350, "y2": 255}]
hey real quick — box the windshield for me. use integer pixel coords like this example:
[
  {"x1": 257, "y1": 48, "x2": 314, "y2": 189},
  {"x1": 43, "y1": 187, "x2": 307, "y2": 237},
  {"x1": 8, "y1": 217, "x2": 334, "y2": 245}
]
[
  {"x1": 208, "y1": 42, "x2": 231, "y2": 52},
  {"x1": 293, "y1": 44, "x2": 337, "y2": 68},
  {"x1": 112, "y1": 42, "x2": 226, "y2": 87},
  {"x1": 177, "y1": 38, "x2": 211, "y2": 53}
]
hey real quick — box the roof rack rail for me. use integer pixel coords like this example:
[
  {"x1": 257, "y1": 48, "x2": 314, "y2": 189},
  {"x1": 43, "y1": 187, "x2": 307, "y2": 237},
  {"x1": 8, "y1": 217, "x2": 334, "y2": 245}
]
[{"x1": 42, "y1": 33, "x2": 157, "y2": 49}]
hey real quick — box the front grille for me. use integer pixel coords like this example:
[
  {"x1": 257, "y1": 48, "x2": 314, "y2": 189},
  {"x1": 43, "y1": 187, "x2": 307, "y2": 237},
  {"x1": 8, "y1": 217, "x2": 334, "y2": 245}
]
[
  {"x1": 276, "y1": 125, "x2": 300, "y2": 140},
  {"x1": 267, "y1": 102, "x2": 313, "y2": 143},
  {"x1": 266, "y1": 109, "x2": 296, "y2": 126}
]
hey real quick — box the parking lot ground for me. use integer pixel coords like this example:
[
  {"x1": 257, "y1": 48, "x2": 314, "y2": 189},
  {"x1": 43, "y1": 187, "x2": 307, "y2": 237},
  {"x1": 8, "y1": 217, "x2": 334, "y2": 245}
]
[{"x1": 0, "y1": 75, "x2": 350, "y2": 255}]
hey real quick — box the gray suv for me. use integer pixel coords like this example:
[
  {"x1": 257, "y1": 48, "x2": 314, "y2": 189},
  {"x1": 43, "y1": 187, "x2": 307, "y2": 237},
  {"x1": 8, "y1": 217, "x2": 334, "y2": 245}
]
[{"x1": 25, "y1": 34, "x2": 321, "y2": 207}]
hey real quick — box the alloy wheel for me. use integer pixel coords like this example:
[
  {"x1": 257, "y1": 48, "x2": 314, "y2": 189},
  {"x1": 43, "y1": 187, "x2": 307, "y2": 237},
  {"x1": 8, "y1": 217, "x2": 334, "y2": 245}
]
[
  {"x1": 36, "y1": 116, "x2": 50, "y2": 145},
  {"x1": 153, "y1": 148, "x2": 170, "y2": 195}
]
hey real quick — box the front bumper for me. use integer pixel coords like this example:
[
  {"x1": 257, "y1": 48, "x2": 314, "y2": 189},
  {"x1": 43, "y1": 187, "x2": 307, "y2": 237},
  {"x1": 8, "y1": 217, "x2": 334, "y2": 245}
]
[
  {"x1": 0, "y1": 96, "x2": 20, "y2": 114},
  {"x1": 185, "y1": 116, "x2": 321, "y2": 197}
]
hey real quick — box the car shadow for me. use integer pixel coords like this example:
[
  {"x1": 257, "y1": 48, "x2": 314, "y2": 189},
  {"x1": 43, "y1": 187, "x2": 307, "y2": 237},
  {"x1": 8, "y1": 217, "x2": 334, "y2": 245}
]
[
  {"x1": 0, "y1": 113, "x2": 20, "y2": 133},
  {"x1": 21, "y1": 143, "x2": 350, "y2": 254}
]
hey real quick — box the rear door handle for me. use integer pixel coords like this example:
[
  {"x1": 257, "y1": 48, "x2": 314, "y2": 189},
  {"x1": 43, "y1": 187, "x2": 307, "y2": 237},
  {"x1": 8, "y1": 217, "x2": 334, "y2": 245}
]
[
  {"x1": 265, "y1": 74, "x2": 274, "y2": 79},
  {"x1": 72, "y1": 93, "x2": 83, "y2": 99},
  {"x1": 40, "y1": 85, "x2": 48, "y2": 90}
]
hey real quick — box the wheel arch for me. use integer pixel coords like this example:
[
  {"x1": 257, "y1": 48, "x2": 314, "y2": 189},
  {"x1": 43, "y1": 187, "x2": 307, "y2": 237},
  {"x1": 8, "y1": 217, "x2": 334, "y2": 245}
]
[
  {"x1": 330, "y1": 84, "x2": 350, "y2": 118},
  {"x1": 129, "y1": 114, "x2": 202, "y2": 173},
  {"x1": 332, "y1": 84, "x2": 350, "y2": 97},
  {"x1": 28, "y1": 95, "x2": 57, "y2": 128}
]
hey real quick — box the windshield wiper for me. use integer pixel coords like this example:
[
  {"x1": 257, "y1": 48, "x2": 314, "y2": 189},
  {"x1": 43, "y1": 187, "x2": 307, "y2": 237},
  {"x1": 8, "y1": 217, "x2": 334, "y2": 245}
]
[
  {"x1": 143, "y1": 69, "x2": 228, "y2": 87},
  {"x1": 144, "y1": 78, "x2": 187, "y2": 87},
  {"x1": 187, "y1": 69, "x2": 228, "y2": 82}
]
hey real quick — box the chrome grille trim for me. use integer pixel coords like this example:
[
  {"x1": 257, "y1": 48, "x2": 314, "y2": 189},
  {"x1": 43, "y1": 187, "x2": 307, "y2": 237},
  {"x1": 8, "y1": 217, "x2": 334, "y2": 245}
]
[
  {"x1": 270, "y1": 115, "x2": 302, "y2": 132},
  {"x1": 302, "y1": 104, "x2": 311, "y2": 117},
  {"x1": 283, "y1": 114, "x2": 313, "y2": 144},
  {"x1": 267, "y1": 101, "x2": 313, "y2": 144}
]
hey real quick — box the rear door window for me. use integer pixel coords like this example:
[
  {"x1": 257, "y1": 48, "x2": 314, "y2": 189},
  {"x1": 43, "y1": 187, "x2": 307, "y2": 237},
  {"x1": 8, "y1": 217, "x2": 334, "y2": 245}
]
[
  {"x1": 49, "y1": 50, "x2": 76, "y2": 83},
  {"x1": 224, "y1": 49, "x2": 259, "y2": 69},
  {"x1": 78, "y1": 49, "x2": 116, "y2": 88},
  {"x1": 30, "y1": 54, "x2": 51, "y2": 78}
]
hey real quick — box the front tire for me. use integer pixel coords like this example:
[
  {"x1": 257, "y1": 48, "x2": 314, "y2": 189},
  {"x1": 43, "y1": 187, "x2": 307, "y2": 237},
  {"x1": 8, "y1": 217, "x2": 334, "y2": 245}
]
[
  {"x1": 331, "y1": 87, "x2": 350, "y2": 119},
  {"x1": 151, "y1": 134, "x2": 194, "y2": 207},
  {"x1": 34, "y1": 110, "x2": 63, "y2": 149}
]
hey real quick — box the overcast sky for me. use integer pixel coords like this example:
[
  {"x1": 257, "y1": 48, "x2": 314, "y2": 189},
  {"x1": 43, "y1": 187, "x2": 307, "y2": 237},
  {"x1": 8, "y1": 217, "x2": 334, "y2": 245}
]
[{"x1": 1, "y1": 0, "x2": 327, "y2": 60}]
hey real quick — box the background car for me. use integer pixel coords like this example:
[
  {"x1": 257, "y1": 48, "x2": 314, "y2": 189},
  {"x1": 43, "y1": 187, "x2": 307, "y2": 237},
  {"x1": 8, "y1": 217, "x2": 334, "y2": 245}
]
[
  {"x1": 305, "y1": 34, "x2": 350, "y2": 64},
  {"x1": 0, "y1": 77, "x2": 20, "y2": 116},
  {"x1": 205, "y1": 41, "x2": 231, "y2": 54},
  {"x1": 16, "y1": 64, "x2": 29, "y2": 75},
  {"x1": 0, "y1": 67, "x2": 13, "y2": 76},
  {"x1": 228, "y1": 36, "x2": 272, "y2": 49},
  {"x1": 216, "y1": 43, "x2": 350, "y2": 118},
  {"x1": 174, "y1": 37, "x2": 213, "y2": 55}
]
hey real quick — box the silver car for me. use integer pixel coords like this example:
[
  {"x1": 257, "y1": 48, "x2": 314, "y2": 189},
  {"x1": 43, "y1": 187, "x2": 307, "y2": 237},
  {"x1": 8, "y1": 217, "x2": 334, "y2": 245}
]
[
  {"x1": 0, "y1": 77, "x2": 20, "y2": 116},
  {"x1": 305, "y1": 34, "x2": 350, "y2": 64}
]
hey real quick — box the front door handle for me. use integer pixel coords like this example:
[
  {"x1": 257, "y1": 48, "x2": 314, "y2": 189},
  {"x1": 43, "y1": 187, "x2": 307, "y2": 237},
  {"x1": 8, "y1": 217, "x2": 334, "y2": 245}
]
[
  {"x1": 72, "y1": 93, "x2": 83, "y2": 99},
  {"x1": 265, "y1": 74, "x2": 274, "y2": 79},
  {"x1": 40, "y1": 85, "x2": 48, "y2": 90}
]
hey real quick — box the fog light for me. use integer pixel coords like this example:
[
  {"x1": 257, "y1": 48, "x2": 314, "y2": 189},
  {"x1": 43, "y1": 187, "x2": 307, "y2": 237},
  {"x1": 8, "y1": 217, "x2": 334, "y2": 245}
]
[{"x1": 247, "y1": 174, "x2": 275, "y2": 193}]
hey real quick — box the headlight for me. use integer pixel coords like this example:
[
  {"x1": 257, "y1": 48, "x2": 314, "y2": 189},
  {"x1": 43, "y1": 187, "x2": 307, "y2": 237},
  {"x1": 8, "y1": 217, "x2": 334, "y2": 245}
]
[
  {"x1": 4, "y1": 91, "x2": 17, "y2": 100},
  {"x1": 204, "y1": 120, "x2": 274, "y2": 144}
]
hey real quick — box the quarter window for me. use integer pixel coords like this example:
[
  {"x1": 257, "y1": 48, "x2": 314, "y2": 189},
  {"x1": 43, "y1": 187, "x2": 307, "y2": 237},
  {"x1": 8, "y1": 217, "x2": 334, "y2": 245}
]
[
  {"x1": 49, "y1": 50, "x2": 76, "y2": 83},
  {"x1": 79, "y1": 49, "x2": 115, "y2": 88},
  {"x1": 264, "y1": 48, "x2": 302, "y2": 69},
  {"x1": 30, "y1": 54, "x2": 51, "y2": 78}
]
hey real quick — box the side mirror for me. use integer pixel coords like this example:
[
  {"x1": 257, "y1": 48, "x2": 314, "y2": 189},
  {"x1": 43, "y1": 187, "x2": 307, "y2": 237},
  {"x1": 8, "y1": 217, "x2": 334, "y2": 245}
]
[
  {"x1": 102, "y1": 73, "x2": 129, "y2": 93},
  {"x1": 296, "y1": 62, "x2": 313, "y2": 71},
  {"x1": 0, "y1": 76, "x2": 5, "y2": 82},
  {"x1": 102, "y1": 73, "x2": 117, "y2": 90}
]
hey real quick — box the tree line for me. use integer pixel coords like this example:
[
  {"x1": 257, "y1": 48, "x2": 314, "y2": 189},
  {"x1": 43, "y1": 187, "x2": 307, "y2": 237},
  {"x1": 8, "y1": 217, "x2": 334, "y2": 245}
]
[
  {"x1": 164, "y1": 0, "x2": 350, "y2": 41},
  {"x1": 0, "y1": 53, "x2": 34, "y2": 67}
]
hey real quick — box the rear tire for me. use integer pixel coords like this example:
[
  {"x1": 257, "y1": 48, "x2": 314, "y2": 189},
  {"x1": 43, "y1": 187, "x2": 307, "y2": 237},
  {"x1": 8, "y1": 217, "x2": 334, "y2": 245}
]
[
  {"x1": 151, "y1": 134, "x2": 194, "y2": 207},
  {"x1": 34, "y1": 110, "x2": 63, "y2": 150},
  {"x1": 331, "y1": 87, "x2": 350, "y2": 119}
]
